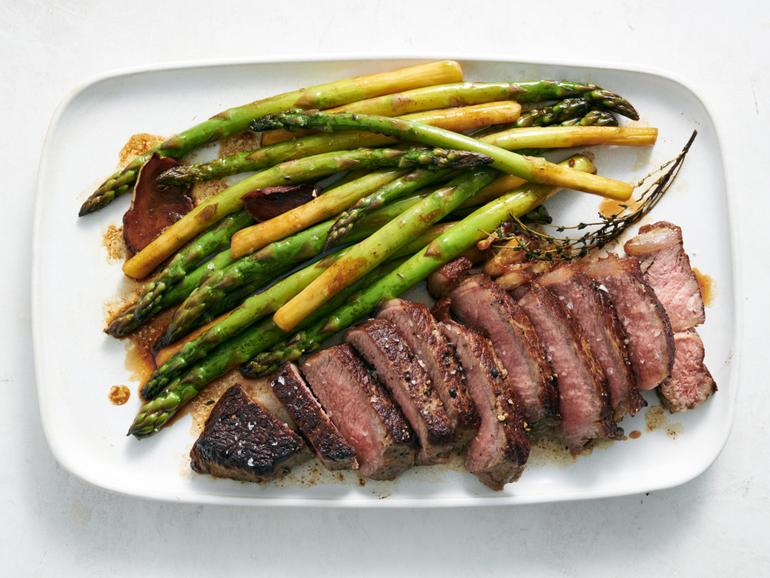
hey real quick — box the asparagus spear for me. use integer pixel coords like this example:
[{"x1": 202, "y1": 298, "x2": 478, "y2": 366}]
[
  {"x1": 79, "y1": 61, "x2": 463, "y2": 215},
  {"x1": 160, "y1": 164, "x2": 471, "y2": 342},
  {"x1": 239, "y1": 112, "x2": 632, "y2": 259},
  {"x1": 562, "y1": 110, "x2": 618, "y2": 126},
  {"x1": 242, "y1": 154, "x2": 596, "y2": 376},
  {"x1": 159, "y1": 101, "x2": 520, "y2": 186},
  {"x1": 272, "y1": 169, "x2": 496, "y2": 332},
  {"x1": 142, "y1": 224, "x2": 450, "y2": 398},
  {"x1": 111, "y1": 193, "x2": 425, "y2": 337},
  {"x1": 122, "y1": 146, "x2": 490, "y2": 280},
  {"x1": 262, "y1": 80, "x2": 639, "y2": 145},
  {"x1": 128, "y1": 260, "x2": 404, "y2": 438}
]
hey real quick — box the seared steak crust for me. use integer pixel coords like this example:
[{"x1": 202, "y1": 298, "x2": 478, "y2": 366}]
[
  {"x1": 270, "y1": 363, "x2": 358, "y2": 471},
  {"x1": 450, "y1": 274, "x2": 557, "y2": 428},
  {"x1": 539, "y1": 265, "x2": 645, "y2": 421},
  {"x1": 517, "y1": 284, "x2": 618, "y2": 454},
  {"x1": 378, "y1": 299, "x2": 479, "y2": 448},
  {"x1": 347, "y1": 319, "x2": 454, "y2": 464},
  {"x1": 301, "y1": 345, "x2": 415, "y2": 480},
  {"x1": 581, "y1": 255, "x2": 675, "y2": 390},
  {"x1": 658, "y1": 330, "x2": 717, "y2": 412},
  {"x1": 427, "y1": 256, "x2": 474, "y2": 299},
  {"x1": 624, "y1": 221, "x2": 705, "y2": 332},
  {"x1": 440, "y1": 321, "x2": 530, "y2": 490},
  {"x1": 190, "y1": 385, "x2": 311, "y2": 482}
]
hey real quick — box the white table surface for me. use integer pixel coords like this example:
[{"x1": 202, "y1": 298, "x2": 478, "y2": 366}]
[{"x1": 2, "y1": 1, "x2": 768, "y2": 575}]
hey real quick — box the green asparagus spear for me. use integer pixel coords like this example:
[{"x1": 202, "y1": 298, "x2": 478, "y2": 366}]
[
  {"x1": 561, "y1": 110, "x2": 618, "y2": 126},
  {"x1": 128, "y1": 260, "x2": 405, "y2": 438},
  {"x1": 245, "y1": 112, "x2": 633, "y2": 221},
  {"x1": 123, "y1": 146, "x2": 490, "y2": 280},
  {"x1": 106, "y1": 210, "x2": 254, "y2": 337},
  {"x1": 241, "y1": 154, "x2": 596, "y2": 376},
  {"x1": 272, "y1": 169, "x2": 496, "y2": 331},
  {"x1": 79, "y1": 61, "x2": 463, "y2": 215}
]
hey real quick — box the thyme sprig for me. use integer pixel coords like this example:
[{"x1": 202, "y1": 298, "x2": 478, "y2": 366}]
[{"x1": 502, "y1": 130, "x2": 697, "y2": 263}]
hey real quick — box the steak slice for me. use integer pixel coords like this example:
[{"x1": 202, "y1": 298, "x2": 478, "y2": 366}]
[
  {"x1": 539, "y1": 265, "x2": 645, "y2": 421},
  {"x1": 440, "y1": 321, "x2": 530, "y2": 490},
  {"x1": 517, "y1": 284, "x2": 618, "y2": 454},
  {"x1": 190, "y1": 385, "x2": 311, "y2": 482},
  {"x1": 269, "y1": 362, "x2": 358, "y2": 471},
  {"x1": 427, "y1": 256, "x2": 474, "y2": 299},
  {"x1": 624, "y1": 221, "x2": 705, "y2": 331},
  {"x1": 658, "y1": 330, "x2": 717, "y2": 412},
  {"x1": 301, "y1": 345, "x2": 414, "y2": 480},
  {"x1": 450, "y1": 274, "x2": 557, "y2": 429},
  {"x1": 378, "y1": 299, "x2": 479, "y2": 448},
  {"x1": 347, "y1": 319, "x2": 455, "y2": 464},
  {"x1": 581, "y1": 254, "x2": 675, "y2": 390}
]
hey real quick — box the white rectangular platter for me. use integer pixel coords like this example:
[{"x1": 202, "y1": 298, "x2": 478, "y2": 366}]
[{"x1": 33, "y1": 56, "x2": 738, "y2": 507}]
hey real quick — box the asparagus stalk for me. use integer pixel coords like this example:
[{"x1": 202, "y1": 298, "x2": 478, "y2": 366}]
[
  {"x1": 272, "y1": 169, "x2": 497, "y2": 332},
  {"x1": 242, "y1": 154, "x2": 596, "y2": 376},
  {"x1": 106, "y1": 210, "x2": 253, "y2": 337},
  {"x1": 244, "y1": 112, "x2": 633, "y2": 243},
  {"x1": 122, "y1": 146, "x2": 489, "y2": 280},
  {"x1": 79, "y1": 61, "x2": 463, "y2": 215},
  {"x1": 484, "y1": 125, "x2": 657, "y2": 151},
  {"x1": 142, "y1": 224, "x2": 450, "y2": 398},
  {"x1": 261, "y1": 80, "x2": 639, "y2": 145},
  {"x1": 128, "y1": 260, "x2": 405, "y2": 438},
  {"x1": 157, "y1": 190, "x2": 430, "y2": 345},
  {"x1": 561, "y1": 110, "x2": 618, "y2": 126},
  {"x1": 157, "y1": 101, "x2": 520, "y2": 186}
]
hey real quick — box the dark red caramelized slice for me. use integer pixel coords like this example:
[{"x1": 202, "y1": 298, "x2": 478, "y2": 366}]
[
  {"x1": 123, "y1": 153, "x2": 193, "y2": 256},
  {"x1": 269, "y1": 362, "x2": 358, "y2": 471},
  {"x1": 624, "y1": 221, "x2": 706, "y2": 332},
  {"x1": 190, "y1": 385, "x2": 311, "y2": 482},
  {"x1": 440, "y1": 321, "x2": 530, "y2": 490},
  {"x1": 449, "y1": 274, "x2": 557, "y2": 429},
  {"x1": 241, "y1": 183, "x2": 321, "y2": 222},
  {"x1": 517, "y1": 283, "x2": 618, "y2": 454},
  {"x1": 378, "y1": 299, "x2": 479, "y2": 447},
  {"x1": 301, "y1": 344, "x2": 415, "y2": 480},
  {"x1": 539, "y1": 265, "x2": 645, "y2": 421},
  {"x1": 346, "y1": 319, "x2": 455, "y2": 464},
  {"x1": 658, "y1": 329, "x2": 717, "y2": 413},
  {"x1": 581, "y1": 254, "x2": 675, "y2": 390},
  {"x1": 427, "y1": 256, "x2": 474, "y2": 299}
]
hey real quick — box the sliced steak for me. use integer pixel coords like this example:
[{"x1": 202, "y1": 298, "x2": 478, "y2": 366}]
[
  {"x1": 539, "y1": 265, "x2": 645, "y2": 421},
  {"x1": 301, "y1": 345, "x2": 415, "y2": 480},
  {"x1": 658, "y1": 330, "x2": 717, "y2": 412},
  {"x1": 581, "y1": 254, "x2": 675, "y2": 390},
  {"x1": 378, "y1": 299, "x2": 479, "y2": 448},
  {"x1": 190, "y1": 385, "x2": 311, "y2": 482},
  {"x1": 431, "y1": 296, "x2": 454, "y2": 323},
  {"x1": 269, "y1": 362, "x2": 358, "y2": 471},
  {"x1": 347, "y1": 319, "x2": 455, "y2": 464},
  {"x1": 440, "y1": 321, "x2": 530, "y2": 490},
  {"x1": 450, "y1": 274, "x2": 557, "y2": 429},
  {"x1": 427, "y1": 256, "x2": 474, "y2": 299},
  {"x1": 517, "y1": 283, "x2": 618, "y2": 453},
  {"x1": 624, "y1": 221, "x2": 705, "y2": 331}
]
